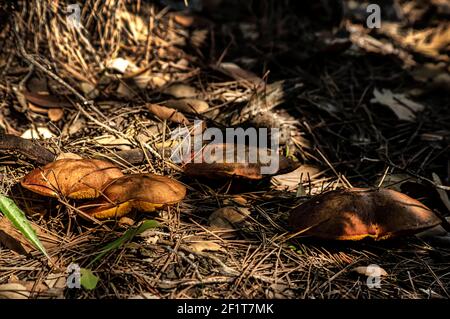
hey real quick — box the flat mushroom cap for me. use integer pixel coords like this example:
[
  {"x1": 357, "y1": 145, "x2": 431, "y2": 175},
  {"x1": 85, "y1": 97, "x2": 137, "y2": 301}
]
[
  {"x1": 20, "y1": 159, "x2": 124, "y2": 199},
  {"x1": 85, "y1": 174, "x2": 186, "y2": 219},
  {"x1": 288, "y1": 188, "x2": 441, "y2": 240},
  {"x1": 183, "y1": 143, "x2": 299, "y2": 180}
]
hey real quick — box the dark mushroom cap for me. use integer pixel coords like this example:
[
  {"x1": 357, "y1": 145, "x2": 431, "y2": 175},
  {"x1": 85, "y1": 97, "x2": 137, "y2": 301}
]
[
  {"x1": 184, "y1": 143, "x2": 299, "y2": 180},
  {"x1": 20, "y1": 159, "x2": 123, "y2": 199},
  {"x1": 288, "y1": 188, "x2": 441, "y2": 240},
  {"x1": 184, "y1": 162, "x2": 263, "y2": 180},
  {"x1": 85, "y1": 174, "x2": 186, "y2": 219}
]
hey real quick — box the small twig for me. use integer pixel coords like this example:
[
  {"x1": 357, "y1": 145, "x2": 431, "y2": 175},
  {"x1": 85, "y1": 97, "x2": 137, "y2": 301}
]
[{"x1": 0, "y1": 133, "x2": 56, "y2": 164}]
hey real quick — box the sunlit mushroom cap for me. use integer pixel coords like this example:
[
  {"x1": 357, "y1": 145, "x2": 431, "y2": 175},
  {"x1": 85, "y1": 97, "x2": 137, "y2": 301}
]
[
  {"x1": 85, "y1": 174, "x2": 186, "y2": 219},
  {"x1": 288, "y1": 188, "x2": 441, "y2": 240},
  {"x1": 20, "y1": 159, "x2": 123, "y2": 199},
  {"x1": 183, "y1": 143, "x2": 298, "y2": 180}
]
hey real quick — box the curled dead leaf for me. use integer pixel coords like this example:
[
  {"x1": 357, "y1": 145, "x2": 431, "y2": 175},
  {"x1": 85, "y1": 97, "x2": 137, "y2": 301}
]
[
  {"x1": 164, "y1": 98, "x2": 209, "y2": 114},
  {"x1": 288, "y1": 188, "x2": 441, "y2": 240},
  {"x1": 21, "y1": 159, "x2": 123, "y2": 199},
  {"x1": 146, "y1": 103, "x2": 190, "y2": 125}
]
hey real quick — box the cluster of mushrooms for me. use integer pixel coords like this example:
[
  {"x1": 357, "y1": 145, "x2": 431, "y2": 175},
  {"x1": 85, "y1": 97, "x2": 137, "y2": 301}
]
[
  {"x1": 20, "y1": 158, "x2": 186, "y2": 219},
  {"x1": 20, "y1": 147, "x2": 443, "y2": 241}
]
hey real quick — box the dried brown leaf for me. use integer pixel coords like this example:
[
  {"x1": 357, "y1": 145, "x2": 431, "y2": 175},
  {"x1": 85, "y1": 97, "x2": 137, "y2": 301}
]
[
  {"x1": 371, "y1": 88, "x2": 425, "y2": 121},
  {"x1": 163, "y1": 84, "x2": 199, "y2": 98},
  {"x1": 352, "y1": 265, "x2": 388, "y2": 277},
  {"x1": 0, "y1": 283, "x2": 30, "y2": 299},
  {"x1": 146, "y1": 103, "x2": 190, "y2": 125},
  {"x1": 188, "y1": 241, "x2": 224, "y2": 253},
  {"x1": 23, "y1": 91, "x2": 71, "y2": 108},
  {"x1": 217, "y1": 62, "x2": 264, "y2": 87},
  {"x1": 164, "y1": 98, "x2": 209, "y2": 114},
  {"x1": 271, "y1": 165, "x2": 322, "y2": 191},
  {"x1": 209, "y1": 206, "x2": 250, "y2": 230},
  {"x1": 0, "y1": 216, "x2": 59, "y2": 255}
]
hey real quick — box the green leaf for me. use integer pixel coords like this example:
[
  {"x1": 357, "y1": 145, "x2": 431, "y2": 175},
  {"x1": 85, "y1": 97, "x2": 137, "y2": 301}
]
[
  {"x1": 80, "y1": 268, "x2": 99, "y2": 290},
  {"x1": 88, "y1": 220, "x2": 159, "y2": 267},
  {"x1": 0, "y1": 194, "x2": 49, "y2": 259}
]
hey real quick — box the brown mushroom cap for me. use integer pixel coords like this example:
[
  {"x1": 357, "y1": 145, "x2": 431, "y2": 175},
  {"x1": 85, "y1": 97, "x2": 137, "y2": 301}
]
[
  {"x1": 184, "y1": 162, "x2": 263, "y2": 180},
  {"x1": 85, "y1": 174, "x2": 186, "y2": 219},
  {"x1": 184, "y1": 143, "x2": 299, "y2": 180},
  {"x1": 20, "y1": 159, "x2": 123, "y2": 199},
  {"x1": 288, "y1": 188, "x2": 441, "y2": 241}
]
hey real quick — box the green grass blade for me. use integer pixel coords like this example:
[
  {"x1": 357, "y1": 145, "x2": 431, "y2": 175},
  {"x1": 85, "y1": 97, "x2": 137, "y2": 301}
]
[
  {"x1": 88, "y1": 219, "x2": 159, "y2": 267},
  {"x1": 0, "y1": 194, "x2": 49, "y2": 259}
]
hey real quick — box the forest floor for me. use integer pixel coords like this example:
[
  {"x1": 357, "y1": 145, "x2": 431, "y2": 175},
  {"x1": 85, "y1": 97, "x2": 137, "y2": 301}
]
[{"x1": 0, "y1": 0, "x2": 449, "y2": 299}]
